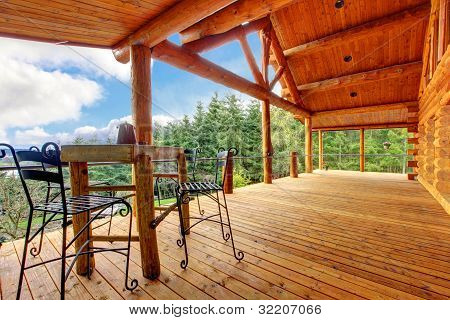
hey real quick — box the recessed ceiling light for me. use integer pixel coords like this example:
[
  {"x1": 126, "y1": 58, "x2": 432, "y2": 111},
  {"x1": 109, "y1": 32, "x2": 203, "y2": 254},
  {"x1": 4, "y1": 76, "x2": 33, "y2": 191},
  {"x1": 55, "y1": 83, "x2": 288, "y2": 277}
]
[
  {"x1": 350, "y1": 92, "x2": 358, "y2": 97},
  {"x1": 344, "y1": 55, "x2": 352, "y2": 62},
  {"x1": 335, "y1": 0, "x2": 345, "y2": 9}
]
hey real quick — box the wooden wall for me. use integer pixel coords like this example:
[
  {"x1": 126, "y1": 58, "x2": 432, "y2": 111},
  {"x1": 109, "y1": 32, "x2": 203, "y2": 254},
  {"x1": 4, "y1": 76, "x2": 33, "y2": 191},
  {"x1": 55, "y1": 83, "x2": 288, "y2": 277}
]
[{"x1": 416, "y1": 1, "x2": 449, "y2": 214}]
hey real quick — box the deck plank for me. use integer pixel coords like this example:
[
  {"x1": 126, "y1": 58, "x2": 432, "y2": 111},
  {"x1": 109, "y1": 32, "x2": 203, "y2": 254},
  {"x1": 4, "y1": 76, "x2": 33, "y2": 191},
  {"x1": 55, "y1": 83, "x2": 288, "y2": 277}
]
[{"x1": 1, "y1": 171, "x2": 449, "y2": 300}]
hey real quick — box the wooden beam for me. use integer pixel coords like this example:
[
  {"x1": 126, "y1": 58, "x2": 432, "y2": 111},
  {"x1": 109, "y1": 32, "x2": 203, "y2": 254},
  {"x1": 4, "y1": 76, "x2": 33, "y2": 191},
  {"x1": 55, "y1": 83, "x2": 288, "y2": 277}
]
[
  {"x1": 261, "y1": 28, "x2": 273, "y2": 184},
  {"x1": 312, "y1": 102, "x2": 418, "y2": 119},
  {"x1": 281, "y1": 3, "x2": 430, "y2": 59},
  {"x1": 283, "y1": 62, "x2": 422, "y2": 96},
  {"x1": 313, "y1": 122, "x2": 415, "y2": 132},
  {"x1": 360, "y1": 129, "x2": 365, "y2": 172},
  {"x1": 269, "y1": 26, "x2": 305, "y2": 107},
  {"x1": 290, "y1": 151, "x2": 298, "y2": 178},
  {"x1": 113, "y1": 0, "x2": 237, "y2": 63},
  {"x1": 183, "y1": 17, "x2": 269, "y2": 54},
  {"x1": 269, "y1": 66, "x2": 285, "y2": 90},
  {"x1": 152, "y1": 40, "x2": 310, "y2": 117},
  {"x1": 437, "y1": 0, "x2": 449, "y2": 61},
  {"x1": 305, "y1": 117, "x2": 313, "y2": 173},
  {"x1": 180, "y1": 0, "x2": 297, "y2": 44},
  {"x1": 318, "y1": 130, "x2": 324, "y2": 170},
  {"x1": 130, "y1": 45, "x2": 160, "y2": 279},
  {"x1": 239, "y1": 32, "x2": 265, "y2": 86}
]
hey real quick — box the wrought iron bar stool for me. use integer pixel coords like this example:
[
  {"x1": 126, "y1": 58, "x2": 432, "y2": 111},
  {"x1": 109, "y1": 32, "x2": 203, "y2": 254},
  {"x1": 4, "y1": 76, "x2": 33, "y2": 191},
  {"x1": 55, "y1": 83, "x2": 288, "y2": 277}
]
[
  {"x1": 175, "y1": 147, "x2": 244, "y2": 269},
  {"x1": 0, "y1": 142, "x2": 138, "y2": 300},
  {"x1": 27, "y1": 146, "x2": 117, "y2": 257}
]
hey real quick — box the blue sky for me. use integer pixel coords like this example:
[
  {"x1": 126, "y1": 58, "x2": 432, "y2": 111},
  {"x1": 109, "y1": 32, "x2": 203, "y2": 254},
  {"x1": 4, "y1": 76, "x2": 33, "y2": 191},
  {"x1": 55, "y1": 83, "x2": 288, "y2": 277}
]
[{"x1": 0, "y1": 33, "x2": 269, "y2": 146}]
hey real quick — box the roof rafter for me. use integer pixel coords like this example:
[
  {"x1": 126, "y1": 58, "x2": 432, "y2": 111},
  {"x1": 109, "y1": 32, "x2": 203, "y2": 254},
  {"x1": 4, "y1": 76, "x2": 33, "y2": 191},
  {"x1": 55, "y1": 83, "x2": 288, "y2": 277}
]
[
  {"x1": 282, "y1": 61, "x2": 422, "y2": 97},
  {"x1": 112, "y1": 0, "x2": 237, "y2": 63},
  {"x1": 152, "y1": 40, "x2": 310, "y2": 118},
  {"x1": 180, "y1": 0, "x2": 299, "y2": 44},
  {"x1": 312, "y1": 102, "x2": 418, "y2": 119}
]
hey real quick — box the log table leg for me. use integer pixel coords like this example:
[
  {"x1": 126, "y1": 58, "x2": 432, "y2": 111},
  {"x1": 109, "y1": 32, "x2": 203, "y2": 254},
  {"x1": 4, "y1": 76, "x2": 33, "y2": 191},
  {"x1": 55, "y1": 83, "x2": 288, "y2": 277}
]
[
  {"x1": 134, "y1": 154, "x2": 160, "y2": 279},
  {"x1": 69, "y1": 162, "x2": 94, "y2": 275},
  {"x1": 177, "y1": 152, "x2": 190, "y2": 234}
]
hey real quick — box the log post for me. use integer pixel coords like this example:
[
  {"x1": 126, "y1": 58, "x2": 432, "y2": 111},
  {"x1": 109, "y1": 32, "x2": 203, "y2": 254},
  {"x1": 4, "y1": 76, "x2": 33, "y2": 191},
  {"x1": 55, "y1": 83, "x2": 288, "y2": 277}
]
[
  {"x1": 262, "y1": 99, "x2": 273, "y2": 183},
  {"x1": 305, "y1": 117, "x2": 313, "y2": 173},
  {"x1": 223, "y1": 150, "x2": 234, "y2": 193},
  {"x1": 261, "y1": 26, "x2": 273, "y2": 184},
  {"x1": 318, "y1": 130, "x2": 324, "y2": 170},
  {"x1": 360, "y1": 129, "x2": 365, "y2": 172},
  {"x1": 69, "y1": 162, "x2": 94, "y2": 275},
  {"x1": 177, "y1": 152, "x2": 190, "y2": 233},
  {"x1": 130, "y1": 44, "x2": 160, "y2": 279},
  {"x1": 290, "y1": 151, "x2": 298, "y2": 178}
]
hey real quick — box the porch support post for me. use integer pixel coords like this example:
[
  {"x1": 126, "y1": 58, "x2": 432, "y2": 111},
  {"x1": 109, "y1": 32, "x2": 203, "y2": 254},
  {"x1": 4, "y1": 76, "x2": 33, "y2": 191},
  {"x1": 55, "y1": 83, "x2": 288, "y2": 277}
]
[
  {"x1": 262, "y1": 99, "x2": 273, "y2": 183},
  {"x1": 305, "y1": 117, "x2": 313, "y2": 173},
  {"x1": 130, "y1": 44, "x2": 160, "y2": 279},
  {"x1": 318, "y1": 129, "x2": 324, "y2": 170},
  {"x1": 290, "y1": 151, "x2": 298, "y2": 178},
  {"x1": 261, "y1": 26, "x2": 273, "y2": 184},
  {"x1": 360, "y1": 128, "x2": 365, "y2": 172}
]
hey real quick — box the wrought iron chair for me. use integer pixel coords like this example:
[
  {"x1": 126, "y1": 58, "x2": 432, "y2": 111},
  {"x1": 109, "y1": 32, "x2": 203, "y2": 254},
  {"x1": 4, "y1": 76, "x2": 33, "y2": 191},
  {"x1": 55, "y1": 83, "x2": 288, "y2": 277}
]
[
  {"x1": 0, "y1": 142, "x2": 138, "y2": 300},
  {"x1": 27, "y1": 146, "x2": 117, "y2": 257},
  {"x1": 175, "y1": 147, "x2": 244, "y2": 269}
]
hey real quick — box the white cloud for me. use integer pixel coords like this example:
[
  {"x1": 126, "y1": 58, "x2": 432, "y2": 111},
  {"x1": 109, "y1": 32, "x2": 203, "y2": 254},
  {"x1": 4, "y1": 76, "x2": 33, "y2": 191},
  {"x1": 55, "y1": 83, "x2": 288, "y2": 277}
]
[
  {"x1": 12, "y1": 114, "x2": 176, "y2": 146},
  {"x1": 0, "y1": 56, "x2": 102, "y2": 140},
  {"x1": 0, "y1": 38, "x2": 130, "y2": 82}
]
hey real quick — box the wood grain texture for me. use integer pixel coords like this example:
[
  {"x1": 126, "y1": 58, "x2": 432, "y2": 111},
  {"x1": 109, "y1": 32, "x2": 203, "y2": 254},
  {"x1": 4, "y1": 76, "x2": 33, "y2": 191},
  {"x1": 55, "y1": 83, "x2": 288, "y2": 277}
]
[{"x1": 3, "y1": 171, "x2": 450, "y2": 300}]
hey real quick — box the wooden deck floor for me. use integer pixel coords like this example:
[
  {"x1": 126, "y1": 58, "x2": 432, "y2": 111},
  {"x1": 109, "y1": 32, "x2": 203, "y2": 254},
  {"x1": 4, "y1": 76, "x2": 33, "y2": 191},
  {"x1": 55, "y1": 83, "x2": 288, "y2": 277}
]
[{"x1": 1, "y1": 171, "x2": 450, "y2": 300}]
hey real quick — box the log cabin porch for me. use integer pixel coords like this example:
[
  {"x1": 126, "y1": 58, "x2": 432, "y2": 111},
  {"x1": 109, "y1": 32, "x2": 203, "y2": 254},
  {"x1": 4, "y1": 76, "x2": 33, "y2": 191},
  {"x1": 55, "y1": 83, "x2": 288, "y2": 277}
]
[
  {"x1": 0, "y1": 0, "x2": 449, "y2": 301},
  {"x1": 1, "y1": 171, "x2": 450, "y2": 300}
]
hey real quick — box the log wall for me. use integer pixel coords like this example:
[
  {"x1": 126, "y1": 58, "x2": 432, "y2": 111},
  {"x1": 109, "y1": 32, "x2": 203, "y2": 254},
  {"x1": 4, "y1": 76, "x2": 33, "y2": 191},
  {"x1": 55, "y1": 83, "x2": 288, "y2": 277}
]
[{"x1": 417, "y1": 46, "x2": 450, "y2": 214}]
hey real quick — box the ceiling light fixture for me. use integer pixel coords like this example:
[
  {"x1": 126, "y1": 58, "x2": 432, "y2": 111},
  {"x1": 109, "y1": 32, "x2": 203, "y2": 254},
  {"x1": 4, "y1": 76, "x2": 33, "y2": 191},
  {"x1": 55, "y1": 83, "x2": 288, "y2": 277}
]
[{"x1": 335, "y1": 0, "x2": 345, "y2": 9}]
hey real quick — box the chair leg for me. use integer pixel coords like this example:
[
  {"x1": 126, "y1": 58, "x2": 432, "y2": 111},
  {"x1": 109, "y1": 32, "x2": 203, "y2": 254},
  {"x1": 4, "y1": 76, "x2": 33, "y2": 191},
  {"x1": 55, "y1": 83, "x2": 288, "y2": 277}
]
[
  {"x1": 215, "y1": 191, "x2": 230, "y2": 241},
  {"x1": 124, "y1": 202, "x2": 138, "y2": 291},
  {"x1": 16, "y1": 209, "x2": 34, "y2": 300},
  {"x1": 220, "y1": 190, "x2": 244, "y2": 262},
  {"x1": 30, "y1": 210, "x2": 47, "y2": 257},
  {"x1": 107, "y1": 204, "x2": 114, "y2": 236},
  {"x1": 176, "y1": 190, "x2": 189, "y2": 269},
  {"x1": 60, "y1": 214, "x2": 67, "y2": 300},
  {"x1": 86, "y1": 211, "x2": 91, "y2": 280},
  {"x1": 196, "y1": 194, "x2": 204, "y2": 215}
]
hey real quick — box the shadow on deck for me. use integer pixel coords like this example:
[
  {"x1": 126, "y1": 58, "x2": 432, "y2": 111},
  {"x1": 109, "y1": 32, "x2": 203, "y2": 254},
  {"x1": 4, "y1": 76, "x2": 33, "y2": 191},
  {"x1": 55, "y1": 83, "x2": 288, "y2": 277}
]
[{"x1": 1, "y1": 171, "x2": 450, "y2": 300}]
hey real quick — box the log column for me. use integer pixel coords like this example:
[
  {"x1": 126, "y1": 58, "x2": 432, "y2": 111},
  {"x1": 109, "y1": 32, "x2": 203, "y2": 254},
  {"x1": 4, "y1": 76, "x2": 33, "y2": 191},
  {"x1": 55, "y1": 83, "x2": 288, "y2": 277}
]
[
  {"x1": 261, "y1": 27, "x2": 273, "y2": 184},
  {"x1": 70, "y1": 162, "x2": 93, "y2": 275},
  {"x1": 130, "y1": 44, "x2": 160, "y2": 279},
  {"x1": 290, "y1": 151, "x2": 298, "y2": 178},
  {"x1": 304, "y1": 117, "x2": 313, "y2": 173},
  {"x1": 360, "y1": 129, "x2": 365, "y2": 172},
  {"x1": 318, "y1": 130, "x2": 324, "y2": 170},
  {"x1": 262, "y1": 99, "x2": 273, "y2": 183},
  {"x1": 434, "y1": 105, "x2": 450, "y2": 194}
]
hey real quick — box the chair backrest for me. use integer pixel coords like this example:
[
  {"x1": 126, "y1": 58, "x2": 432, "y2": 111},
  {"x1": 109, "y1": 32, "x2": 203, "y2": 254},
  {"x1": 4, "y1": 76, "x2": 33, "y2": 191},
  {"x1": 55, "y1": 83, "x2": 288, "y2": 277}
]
[
  {"x1": 184, "y1": 147, "x2": 201, "y2": 181},
  {"x1": 0, "y1": 142, "x2": 66, "y2": 208},
  {"x1": 214, "y1": 147, "x2": 238, "y2": 187},
  {"x1": 116, "y1": 122, "x2": 136, "y2": 144}
]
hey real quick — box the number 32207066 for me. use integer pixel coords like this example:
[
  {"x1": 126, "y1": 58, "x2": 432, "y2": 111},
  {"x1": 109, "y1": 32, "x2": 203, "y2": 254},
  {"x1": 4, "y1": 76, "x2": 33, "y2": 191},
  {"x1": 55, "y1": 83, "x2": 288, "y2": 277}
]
[{"x1": 258, "y1": 304, "x2": 321, "y2": 315}]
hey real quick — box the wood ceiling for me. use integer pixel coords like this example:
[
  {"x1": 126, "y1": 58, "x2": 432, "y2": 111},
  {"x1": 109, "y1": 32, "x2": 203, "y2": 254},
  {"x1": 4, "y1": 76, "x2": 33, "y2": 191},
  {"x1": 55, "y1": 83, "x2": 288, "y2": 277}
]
[
  {"x1": 0, "y1": 0, "x2": 432, "y2": 130},
  {"x1": 271, "y1": 0, "x2": 430, "y2": 129}
]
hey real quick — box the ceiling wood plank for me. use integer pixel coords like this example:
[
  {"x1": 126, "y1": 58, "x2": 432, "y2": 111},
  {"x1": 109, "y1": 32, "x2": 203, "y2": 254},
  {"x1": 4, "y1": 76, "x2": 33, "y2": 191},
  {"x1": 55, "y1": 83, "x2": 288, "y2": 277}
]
[
  {"x1": 152, "y1": 40, "x2": 310, "y2": 118},
  {"x1": 281, "y1": 3, "x2": 430, "y2": 59},
  {"x1": 112, "y1": 0, "x2": 237, "y2": 63}
]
